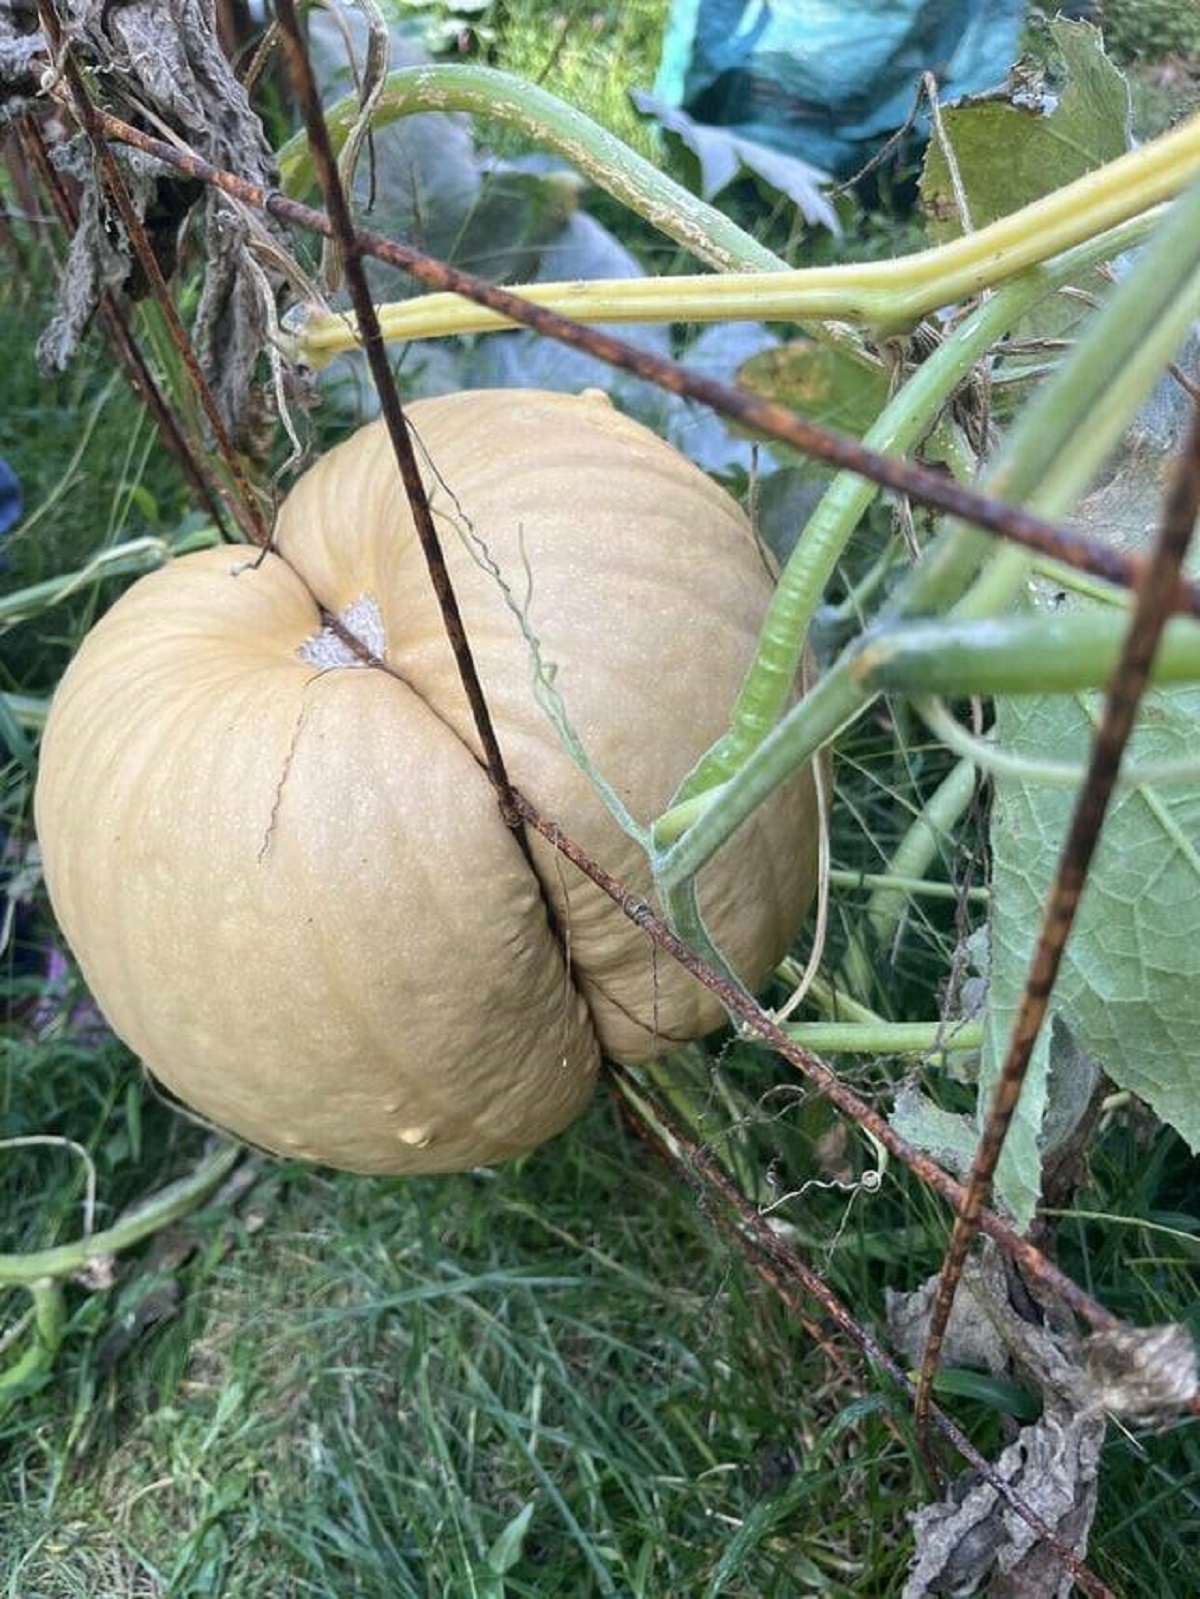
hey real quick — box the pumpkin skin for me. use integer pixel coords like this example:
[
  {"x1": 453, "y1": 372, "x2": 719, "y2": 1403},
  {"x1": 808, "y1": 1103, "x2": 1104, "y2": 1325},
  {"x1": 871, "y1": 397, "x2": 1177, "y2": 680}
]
[{"x1": 35, "y1": 389, "x2": 819, "y2": 1173}]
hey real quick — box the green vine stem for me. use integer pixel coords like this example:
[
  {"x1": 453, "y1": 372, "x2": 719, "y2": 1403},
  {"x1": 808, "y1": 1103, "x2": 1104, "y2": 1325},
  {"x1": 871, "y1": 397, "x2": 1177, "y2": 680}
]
[
  {"x1": 0, "y1": 1279, "x2": 64, "y2": 1405},
  {"x1": 0, "y1": 528, "x2": 218, "y2": 633},
  {"x1": 789, "y1": 970, "x2": 880, "y2": 1023},
  {"x1": 277, "y1": 64, "x2": 787, "y2": 275},
  {"x1": 0, "y1": 1142, "x2": 240, "y2": 1287},
  {"x1": 915, "y1": 695, "x2": 1200, "y2": 788},
  {"x1": 827, "y1": 869, "x2": 987, "y2": 904},
  {"x1": 777, "y1": 967, "x2": 981, "y2": 1060},
  {"x1": 855, "y1": 611, "x2": 1200, "y2": 696},
  {"x1": 663, "y1": 211, "x2": 1159, "y2": 813},
  {"x1": 654, "y1": 173, "x2": 1200, "y2": 890},
  {"x1": 784, "y1": 1019, "x2": 982, "y2": 1057},
  {"x1": 862, "y1": 756, "x2": 980, "y2": 957},
  {"x1": 291, "y1": 105, "x2": 1200, "y2": 361}
]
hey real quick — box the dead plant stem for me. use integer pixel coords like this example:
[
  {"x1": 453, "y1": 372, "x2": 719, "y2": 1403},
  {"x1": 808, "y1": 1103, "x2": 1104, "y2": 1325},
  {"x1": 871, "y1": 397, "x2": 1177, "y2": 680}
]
[
  {"x1": 16, "y1": 116, "x2": 233, "y2": 539},
  {"x1": 37, "y1": 0, "x2": 271, "y2": 546}
]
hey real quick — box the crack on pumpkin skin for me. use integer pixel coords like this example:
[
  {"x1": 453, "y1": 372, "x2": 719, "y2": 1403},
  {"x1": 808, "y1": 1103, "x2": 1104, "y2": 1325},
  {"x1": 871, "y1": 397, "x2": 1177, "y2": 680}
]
[
  {"x1": 258, "y1": 677, "x2": 321, "y2": 864},
  {"x1": 577, "y1": 961, "x2": 692, "y2": 1055},
  {"x1": 244, "y1": 562, "x2": 602, "y2": 1058}
]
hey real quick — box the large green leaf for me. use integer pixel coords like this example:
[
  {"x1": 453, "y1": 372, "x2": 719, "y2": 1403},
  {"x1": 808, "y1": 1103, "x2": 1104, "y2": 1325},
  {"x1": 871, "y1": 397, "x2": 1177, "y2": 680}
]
[
  {"x1": 985, "y1": 687, "x2": 1200, "y2": 1225},
  {"x1": 982, "y1": 357, "x2": 1200, "y2": 1228}
]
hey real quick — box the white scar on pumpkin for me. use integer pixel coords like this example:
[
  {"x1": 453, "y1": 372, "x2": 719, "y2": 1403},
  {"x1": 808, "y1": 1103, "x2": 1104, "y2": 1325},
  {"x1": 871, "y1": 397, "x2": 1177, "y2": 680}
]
[{"x1": 299, "y1": 593, "x2": 387, "y2": 669}]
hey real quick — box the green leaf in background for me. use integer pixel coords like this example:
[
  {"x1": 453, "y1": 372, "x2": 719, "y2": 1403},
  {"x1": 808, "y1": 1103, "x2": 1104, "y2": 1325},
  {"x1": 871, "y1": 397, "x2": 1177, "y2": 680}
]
[
  {"x1": 738, "y1": 341, "x2": 890, "y2": 441},
  {"x1": 920, "y1": 19, "x2": 1132, "y2": 411},
  {"x1": 629, "y1": 89, "x2": 839, "y2": 234},
  {"x1": 982, "y1": 351, "x2": 1200, "y2": 1228},
  {"x1": 984, "y1": 688, "x2": 1200, "y2": 1227},
  {"x1": 921, "y1": 19, "x2": 1130, "y2": 239}
]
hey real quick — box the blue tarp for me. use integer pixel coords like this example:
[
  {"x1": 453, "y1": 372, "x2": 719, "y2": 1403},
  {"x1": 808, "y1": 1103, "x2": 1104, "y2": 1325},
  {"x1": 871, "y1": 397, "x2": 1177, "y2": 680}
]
[
  {"x1": 0, "y1": 460, "x2": 21, "y2": 536},
  {"x1": 654, "y1": 0, "x2": 1027, "y2": 178}
]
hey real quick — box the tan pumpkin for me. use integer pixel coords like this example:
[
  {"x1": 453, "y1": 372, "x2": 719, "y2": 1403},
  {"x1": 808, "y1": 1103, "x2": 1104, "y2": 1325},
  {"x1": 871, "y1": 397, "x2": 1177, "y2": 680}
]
[{"x1": 35, "y1": 389, "x2": 819, "y2": 1173}]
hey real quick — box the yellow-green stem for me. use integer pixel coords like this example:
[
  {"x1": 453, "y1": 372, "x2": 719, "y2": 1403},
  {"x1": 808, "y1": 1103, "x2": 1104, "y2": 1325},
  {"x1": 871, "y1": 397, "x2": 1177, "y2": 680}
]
[
  {"x1": 292, "y1": 108, "x2": 1199, "y2": 363},
  {"x1": 0, "y1": 1143, "x2": 240, "y2": 1286}
]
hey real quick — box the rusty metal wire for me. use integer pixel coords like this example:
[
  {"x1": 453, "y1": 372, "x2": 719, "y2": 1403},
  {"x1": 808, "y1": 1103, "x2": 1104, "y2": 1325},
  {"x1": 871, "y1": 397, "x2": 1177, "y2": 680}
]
[
  {"x1": 622, "y1": 1076, "x2": 1115, "y2": 1599},
  {"x1": 505, "y1": 792, "x2": 1123, "y2": 1330},
  {"x1": 912, "y1": 400, "x2": 1200, "y2": 1442}
]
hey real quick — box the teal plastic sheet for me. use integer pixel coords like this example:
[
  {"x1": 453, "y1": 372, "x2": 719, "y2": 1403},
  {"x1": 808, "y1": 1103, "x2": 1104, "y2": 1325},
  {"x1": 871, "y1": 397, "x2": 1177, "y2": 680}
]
[{"x1": 654, "y1": 0, "x2": 1027, "y2": 178}]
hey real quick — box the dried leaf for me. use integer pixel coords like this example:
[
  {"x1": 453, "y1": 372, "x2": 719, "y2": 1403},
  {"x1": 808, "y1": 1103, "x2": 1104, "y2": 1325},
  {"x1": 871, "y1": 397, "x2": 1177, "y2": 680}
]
[
  {"x1": 36, "y1": 140, "x2": 157, "y2": 376},
  {"x1": 886, "y1": 1258, "x2": 1010, "y2": 1378},
  {"x1": 31, "y1": 0, "x2": 282, "y2": 438},
  {"x1": 0, "y1": 0, "x2": 43, "y2": 116},
  {"x1": 1085, "y1": 1324, "x2": 1198, "y2": 1427},
  {"x1": 895, "y1": 1247, "x2": 1196, "y2": 1593},
  {"x1": 905, "y1": 1407, "x2": 1103, "y2": 1599}
]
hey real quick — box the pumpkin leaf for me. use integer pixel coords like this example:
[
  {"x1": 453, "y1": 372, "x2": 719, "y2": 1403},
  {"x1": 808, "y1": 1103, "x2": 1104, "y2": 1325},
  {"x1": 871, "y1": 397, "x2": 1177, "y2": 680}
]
[
  {"x1": 921, "y1": 19, "x2": 1130, "y2": 241},
  {"x1": 984, "y1": 683, "x2": 1200, "y2": 1234},
  {"x1": 981, "y1": 356, "x2": 1200, "y2": 1229},
  {"x1": 739, "y1": 341, "x2": 891, "y2": 442},
  {"x1": 921, "y1": 19, "x2": 1133, "y2": 412}
]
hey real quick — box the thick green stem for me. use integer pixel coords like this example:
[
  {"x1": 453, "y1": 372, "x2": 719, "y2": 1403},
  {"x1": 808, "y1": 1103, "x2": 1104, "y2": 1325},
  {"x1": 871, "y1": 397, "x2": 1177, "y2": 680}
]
[
  {"x1": 828, "y1": 869, "x2": 988, "y2": 903},
  {"x1": 277, "y1": 64, "x2": 786, "y2": 275},
  {"x1": 655, "y1": 175, "x2": 1200, "y2": 888},
  {"x1": 0, "y1": 1280, "x2": 64, "y2": 1403},
  {"x1": 855, "y1": 612, "x2": 1200, "y2": 695},
  {"x1": 292, "y1": 104, "x2": 1200, "y2": 358},
  {"x1": 783, "y1": 1020, "x2": 982, "y2": 1056},
  {"x1": 0, "y1": 1142, "x2": 240, "y2": 1287},
  {"x1": 655, "y1": 667, "x2": 867, "y2": 848},
  {"x1": 669, "y1": 212, "x2": 1158, "y2": 805}
]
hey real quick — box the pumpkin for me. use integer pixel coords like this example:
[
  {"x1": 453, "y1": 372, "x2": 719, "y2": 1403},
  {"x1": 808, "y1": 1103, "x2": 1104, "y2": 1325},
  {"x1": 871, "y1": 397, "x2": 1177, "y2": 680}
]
[{"x1": 34, "y1": 389, "x2": 820, "y2": 1173}]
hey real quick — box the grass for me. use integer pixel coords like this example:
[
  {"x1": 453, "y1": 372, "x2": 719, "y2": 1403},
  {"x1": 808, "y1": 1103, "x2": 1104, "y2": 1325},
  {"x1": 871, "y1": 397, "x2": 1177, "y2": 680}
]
[
  {"x1": 2, "y1": 1025, "x2": 1196, "y2": 1593},
  {"x1": 472, "y1": 0, "x2": 670, "y2": 161},
  {"x1": 1, "y1": 1075, "x2": 920, "y2": 1595},
  {"x1": 2, "y1": 5, "x2": 1199, "y2": 1595}
]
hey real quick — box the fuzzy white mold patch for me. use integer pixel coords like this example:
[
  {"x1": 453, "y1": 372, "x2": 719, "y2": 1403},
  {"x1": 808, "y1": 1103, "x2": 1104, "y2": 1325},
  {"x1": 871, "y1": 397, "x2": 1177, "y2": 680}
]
[{"x1": 300, "y1": 593, "x2": 387, "y2": 669}]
